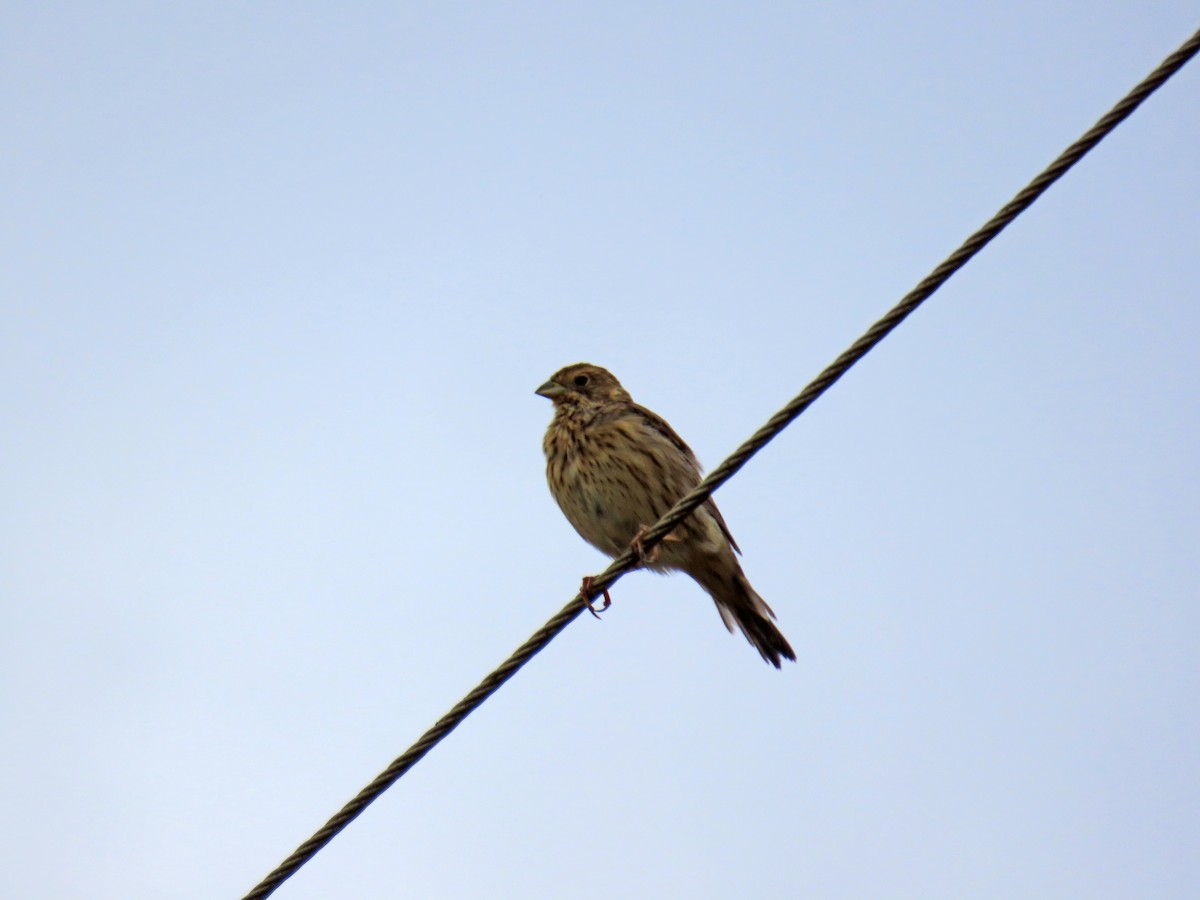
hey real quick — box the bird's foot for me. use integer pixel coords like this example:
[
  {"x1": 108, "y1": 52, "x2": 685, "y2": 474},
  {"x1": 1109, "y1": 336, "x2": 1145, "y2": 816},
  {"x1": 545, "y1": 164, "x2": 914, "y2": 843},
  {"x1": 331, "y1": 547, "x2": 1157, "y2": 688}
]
[
  {"x1": 630, "y1": 524, "x2": 662, "y2": 564},
  {"x1": 580, "y1": 575, "x2": 612, "y2": 619}
]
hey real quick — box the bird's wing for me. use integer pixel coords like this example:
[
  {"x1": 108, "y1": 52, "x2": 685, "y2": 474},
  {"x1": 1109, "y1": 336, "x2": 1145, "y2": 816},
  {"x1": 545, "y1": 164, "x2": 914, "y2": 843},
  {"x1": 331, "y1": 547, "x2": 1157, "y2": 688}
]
[
  {"x1": 627, "y1": 402, "x2": 742, "y2": 555},
  {"x1": 627, "y1": 402, "x2": 700, "y2": 467},
  {"x1": 704, "y1": 498, "x2": 742, "y2": 556}
]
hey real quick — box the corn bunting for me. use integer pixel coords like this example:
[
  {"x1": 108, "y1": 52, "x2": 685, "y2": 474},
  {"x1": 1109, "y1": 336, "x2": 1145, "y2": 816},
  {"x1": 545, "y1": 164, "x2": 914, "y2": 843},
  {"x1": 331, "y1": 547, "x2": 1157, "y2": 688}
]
[{"x1": 536, "y1": 363, "x2": 795, "y2": 667}]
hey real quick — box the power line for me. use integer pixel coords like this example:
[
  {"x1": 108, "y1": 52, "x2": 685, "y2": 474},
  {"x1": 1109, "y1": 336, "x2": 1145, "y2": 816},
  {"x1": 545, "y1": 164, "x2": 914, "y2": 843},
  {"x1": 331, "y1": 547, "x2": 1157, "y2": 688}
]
[{"x1": 242, "y1": 26, "x2": 1200, "y2": 899}]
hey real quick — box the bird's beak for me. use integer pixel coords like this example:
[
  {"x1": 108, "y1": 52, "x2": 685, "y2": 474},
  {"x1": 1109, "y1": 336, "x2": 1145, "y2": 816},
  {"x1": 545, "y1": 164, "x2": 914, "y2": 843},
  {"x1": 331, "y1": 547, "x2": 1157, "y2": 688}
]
[{"x1": 535, "y1": 380, "x2": 565, "y2": 399}]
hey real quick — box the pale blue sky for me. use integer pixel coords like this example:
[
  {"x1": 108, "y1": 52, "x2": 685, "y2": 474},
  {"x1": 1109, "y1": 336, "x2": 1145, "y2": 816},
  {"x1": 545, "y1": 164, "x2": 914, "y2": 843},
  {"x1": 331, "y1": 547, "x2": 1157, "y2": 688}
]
[{"x1": 3, "y1": 4, "x2": 1198, "y2": 898}]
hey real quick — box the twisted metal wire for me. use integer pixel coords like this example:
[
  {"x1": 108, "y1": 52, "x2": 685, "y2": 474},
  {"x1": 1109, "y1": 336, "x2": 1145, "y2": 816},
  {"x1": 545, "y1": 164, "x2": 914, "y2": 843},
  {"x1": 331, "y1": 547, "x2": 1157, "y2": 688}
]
[{"x1": 242, "y1": 27, "x2": 1200, "y2": 899}]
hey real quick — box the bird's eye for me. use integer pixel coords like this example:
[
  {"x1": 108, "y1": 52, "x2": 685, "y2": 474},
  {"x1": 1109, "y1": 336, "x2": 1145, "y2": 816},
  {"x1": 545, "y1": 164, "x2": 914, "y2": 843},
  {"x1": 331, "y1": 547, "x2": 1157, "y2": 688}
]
[{"x1": 573, "y1": 375, "x2": 589, "y2": 387}]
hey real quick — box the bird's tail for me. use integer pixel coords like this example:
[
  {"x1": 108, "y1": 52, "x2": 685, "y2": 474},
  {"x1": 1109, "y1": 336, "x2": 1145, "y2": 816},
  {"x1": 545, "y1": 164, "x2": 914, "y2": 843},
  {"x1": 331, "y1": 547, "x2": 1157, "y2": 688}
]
[{"x1": 692, "y1": 561, "x2": 796, "y2": 668}]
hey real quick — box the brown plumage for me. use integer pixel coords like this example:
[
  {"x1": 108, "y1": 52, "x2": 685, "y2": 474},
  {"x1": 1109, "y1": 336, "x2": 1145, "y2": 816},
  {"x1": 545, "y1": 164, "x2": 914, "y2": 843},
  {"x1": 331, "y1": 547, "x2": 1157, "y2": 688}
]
[{"x1": 536, "y1": 363, "x2": 796, "y2": 668}]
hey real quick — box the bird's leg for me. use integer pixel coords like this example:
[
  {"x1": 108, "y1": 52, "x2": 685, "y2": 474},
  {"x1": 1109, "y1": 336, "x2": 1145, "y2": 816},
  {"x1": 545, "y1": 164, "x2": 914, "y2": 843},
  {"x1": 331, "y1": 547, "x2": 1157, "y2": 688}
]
[
  {"x1": 631, "y1": 524, "x2": 682, "y2": 564},
  {"x1": 630, "y1": 525, "x2": 658, "y2": 564},
  {"x1": 579, "y1": 575, "x2": 612, "y2": 618}
]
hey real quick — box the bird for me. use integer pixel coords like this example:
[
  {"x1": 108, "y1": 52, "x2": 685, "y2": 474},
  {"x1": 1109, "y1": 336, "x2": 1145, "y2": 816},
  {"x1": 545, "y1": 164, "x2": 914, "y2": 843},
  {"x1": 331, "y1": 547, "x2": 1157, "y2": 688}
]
[{"x1": 536, "y1": 362, "x2": 796, "y2": 667}]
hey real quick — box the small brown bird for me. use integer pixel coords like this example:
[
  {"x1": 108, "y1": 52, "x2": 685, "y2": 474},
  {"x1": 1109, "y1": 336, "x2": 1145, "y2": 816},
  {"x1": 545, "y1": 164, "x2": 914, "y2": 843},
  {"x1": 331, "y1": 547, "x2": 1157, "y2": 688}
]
[{"x1": 536, "y1": 363, "x2": 796, "y2": 667}]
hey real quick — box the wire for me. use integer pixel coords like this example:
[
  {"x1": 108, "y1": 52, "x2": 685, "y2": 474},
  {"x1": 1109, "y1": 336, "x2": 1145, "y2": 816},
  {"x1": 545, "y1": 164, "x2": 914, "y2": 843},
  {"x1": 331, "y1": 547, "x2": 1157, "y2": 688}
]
[{"x1": 241, "y1": 27, "x2": 1200, "y2": 899}]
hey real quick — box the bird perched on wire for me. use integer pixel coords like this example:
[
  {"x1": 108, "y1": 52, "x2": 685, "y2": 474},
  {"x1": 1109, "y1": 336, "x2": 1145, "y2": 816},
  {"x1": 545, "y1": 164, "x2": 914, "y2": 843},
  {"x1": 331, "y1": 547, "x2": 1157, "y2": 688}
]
[{"x1": 536, "y1": 363, "x2": 796, "y2": 668}]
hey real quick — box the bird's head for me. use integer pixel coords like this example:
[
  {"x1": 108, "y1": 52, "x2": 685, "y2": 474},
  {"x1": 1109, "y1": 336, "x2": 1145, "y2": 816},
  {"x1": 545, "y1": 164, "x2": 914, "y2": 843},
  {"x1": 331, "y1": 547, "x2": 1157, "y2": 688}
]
[{"x1": 535, "y1": 363, "x2": 631, "y2": 407}]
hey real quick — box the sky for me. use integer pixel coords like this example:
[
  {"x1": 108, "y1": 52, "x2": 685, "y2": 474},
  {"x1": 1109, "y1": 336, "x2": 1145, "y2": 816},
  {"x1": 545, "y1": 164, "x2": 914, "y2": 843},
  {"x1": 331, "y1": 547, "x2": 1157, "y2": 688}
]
[{"x1": 2, "y1": 4, "x2": 1198, "y2": 898}]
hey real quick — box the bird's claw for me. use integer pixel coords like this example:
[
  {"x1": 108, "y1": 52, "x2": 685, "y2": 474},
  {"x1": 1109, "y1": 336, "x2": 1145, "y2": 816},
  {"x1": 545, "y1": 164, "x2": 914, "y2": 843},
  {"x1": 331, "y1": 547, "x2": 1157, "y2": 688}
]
[
  {"x1": 630, "y1": 525, "x2": 661, "y2": 564},
  {"x1": 580, "y1": 575, "x2": 612, "y2": 619}
]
